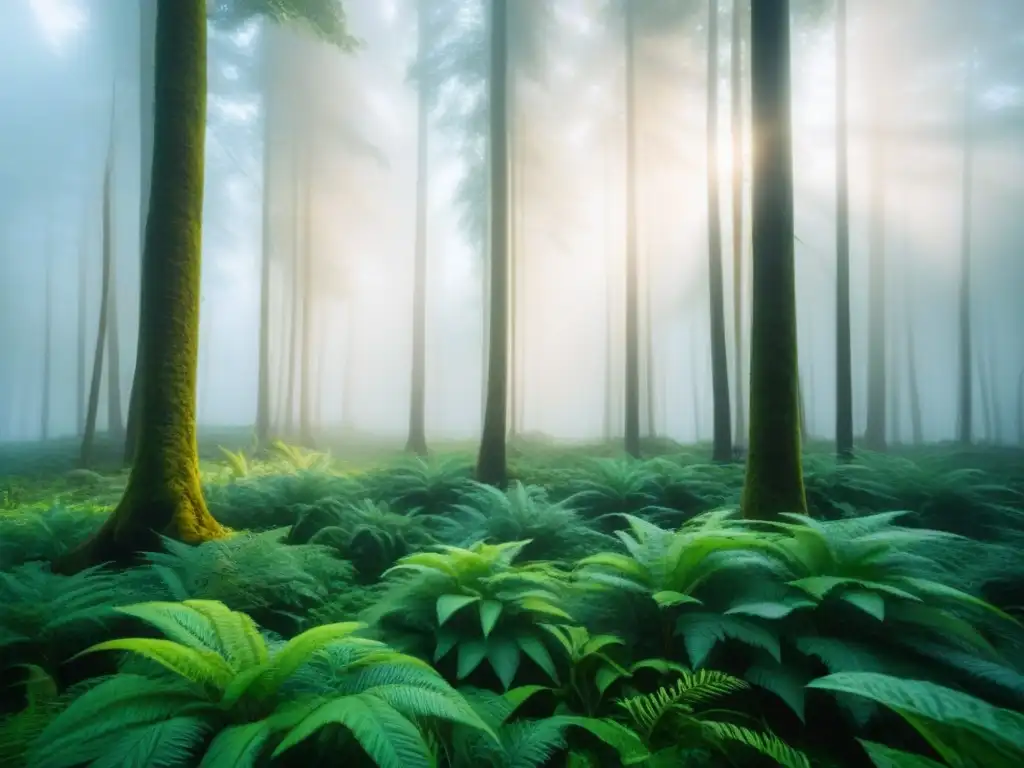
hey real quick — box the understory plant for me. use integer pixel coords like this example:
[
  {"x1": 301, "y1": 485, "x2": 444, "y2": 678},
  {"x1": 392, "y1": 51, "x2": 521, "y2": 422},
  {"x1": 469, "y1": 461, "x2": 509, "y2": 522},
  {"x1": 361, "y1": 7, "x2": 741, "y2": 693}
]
[{"x1": 28, "y1": 600, "x2": 492, "y2": 768}]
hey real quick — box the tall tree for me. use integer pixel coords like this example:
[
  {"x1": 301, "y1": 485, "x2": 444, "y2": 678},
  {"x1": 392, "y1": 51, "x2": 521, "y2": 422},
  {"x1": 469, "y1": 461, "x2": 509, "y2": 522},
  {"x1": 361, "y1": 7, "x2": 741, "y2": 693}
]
[
  {"x1": 58, "y1": 0, "x2": 354, "y2": 573},
  {"x1": 956, "y1": 26, "x2": 976, "y2": 445},
  {"x1": 623, "y1": 0, "x2": 641, "y2": 458},
  {"x1": 41, "y1": 225, "x2": 53, "y2": 441},
  {"x1": 707, "y1": 0, "x2": 733, "y2": 462},
  {"x1": 80, "y1": 143, "x2": 115, "y2": 471},
  {"x1": 863, "y1": 130, "x2": 887, "y2": 451},
  {"x1": 730, "y1": 0, "x2": 746, "y2": 448},
  {"x1": 106, "y1": 240, "x2": 124, "y2": 440},
  {"x1": 741, "y1": 0, "x2": 806, "y2": 520},
  {"x1": 834, "y1": 0, "x2": 853, "y2": 460},
  {"x1": 77, "y1": 213, "x2": 88, "y2": 435},
  {"x1": 406, "y1": 0, "x2": 431, "y2": 456},
  {"x1": 476, "y1": 0, "x2": 510, "y2": 486}
]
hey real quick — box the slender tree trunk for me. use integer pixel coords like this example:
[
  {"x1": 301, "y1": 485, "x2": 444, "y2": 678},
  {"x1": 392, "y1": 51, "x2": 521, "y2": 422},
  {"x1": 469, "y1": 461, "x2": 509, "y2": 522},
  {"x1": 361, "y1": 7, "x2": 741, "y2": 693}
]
[
  {"x1": 255, "y1": 28, "x2": 277, "y2": 448},
  {"x1": 731, "y1": 0, "x2": 746, "y2": 449},
  {"x1": 623, "y1": 2, "x2": 641, "y2": 458},
  {"x1": 707, "y1": 0, "x2": 733, "y2": 462},
  {"x1": 41, "y1": 232, "x2": 53, "y2": 441},
  {"x1": 298, "y1": 147, "x2": 314, "y2": 446},
  {"x1": 798, "y1": 373, "x2": 807, "y2": 441},
  {"x1": 406, "y1": 0, "x2": 430, "y2": 456},
  {"x1": 834, "y1": 0, "x2": 854, "y2": 460},
  {"x1": 906, "y1": 294, "x2": 923, "y2": 445},
  {"x1": 106, "y1": 256, "x2": 124, "y2": 440},
  {"x1": 77, "y1": 215, "x2": 88, "y2": 436},
  {"x1": 123, "y1": 0, "x2": 158, "y2": 465},
  {"x1": 80, "y1": 149, "x2": 114, "y2": 470},
  {"x1": 863, "y1": 132, "x2": 887, "y2": 451},
  {"x1": 476, "y1": 0, "x2": 510, "y2": 486},
  {"x1": 507, "y1": 74, "x2": 519, "y2": 441},
  {"x1": 889, "y1": 342, "x2": 901, "y2": 444},
  {"x1": 644, "y1": 249, "x2": 657, "y2": 438},
  {"x1": 741, "y1": 0, "x2": 806, "y2": 520},
  {"x1": 59, "y1": 0, "x2": 226, "y2": 573},
  {"x1": 285, "y1": 147, "x2": 301, "y2": 437},
  {"x1": 604, "y1": 135, "x2": 616, "y2": 441},
  {"x1": 987, "y1": 347, "x2": 1002, "y2": 444},
  {"x1": 978, "y1": 351, "x2": 992, "y2": 443},
  {"x1": 1017, "y1": 368, "x2": 1023, "y2": 446},
  {"x1": 956, "y1": 43, "x2": 975, "y2": 445},
  {"x1": 341, "y1": 304, "x2": 355, "y2": 430}
]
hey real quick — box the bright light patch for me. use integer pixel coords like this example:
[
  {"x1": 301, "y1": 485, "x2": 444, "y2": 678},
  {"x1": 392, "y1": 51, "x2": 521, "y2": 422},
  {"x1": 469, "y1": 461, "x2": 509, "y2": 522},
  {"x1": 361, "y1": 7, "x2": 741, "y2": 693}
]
[{"x1": 30, "y1": 0, "x2": 86, "y2": 52}]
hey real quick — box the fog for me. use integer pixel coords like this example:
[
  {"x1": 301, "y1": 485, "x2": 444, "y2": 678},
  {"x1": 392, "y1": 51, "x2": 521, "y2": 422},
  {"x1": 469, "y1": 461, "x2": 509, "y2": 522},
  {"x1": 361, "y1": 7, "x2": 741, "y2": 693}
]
[{"x1": 1, "y1": 0, "x2": 1023, "y2": 447}]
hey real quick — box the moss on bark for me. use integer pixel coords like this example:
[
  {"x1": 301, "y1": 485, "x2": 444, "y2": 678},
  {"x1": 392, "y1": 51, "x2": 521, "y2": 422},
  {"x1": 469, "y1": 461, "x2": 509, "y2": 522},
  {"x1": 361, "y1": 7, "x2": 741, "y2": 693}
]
[{"x1": 56, "y1": 0, "x2": 227, "y2": 574}]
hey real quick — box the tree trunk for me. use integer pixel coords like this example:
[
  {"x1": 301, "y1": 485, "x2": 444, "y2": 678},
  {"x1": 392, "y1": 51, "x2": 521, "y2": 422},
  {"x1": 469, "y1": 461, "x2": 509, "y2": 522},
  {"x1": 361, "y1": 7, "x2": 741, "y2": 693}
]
[
  {"x1": 77, "y1": 214, "x2": 88, "y2": 436},
  {"x1": 644, "y1": 248, "x2": 657, "y2": 438},
  {"x1": 106, "y1": 256, "x2": 124, "y2": 440},
  {"x1": 476, "y1": 0, "x2": 509, "y2": 486},
  {"x1": 507, "y1": 74, "x2": 519, "y2": 442},
  {"x1": 285, "y1": 146, "x2": 301, "y2": 438},
  {"x1": 978, "y1": 350, "x2": 992, "y2": 443},
  {"x1": 834, "y1": 0, "x2": 854, "y2": 460},
  {"x1": 123, "y1": 0, "x2": 158, "y2": 466},
  {"x1": 740, "y1": 0, "x2": 806, "y2": 520},
  {"x1": 863, "y1": 131, "x2": 887, "y2": 451},
  {"x1": 987, "y1": 347, "x2": 1002, "y2": 444},
  {"x1": 406, "y1": 0, "x2": 430, "y2": 456},
  {"x1": 730, "y1": 0, "x2": 746, "y2": 449},
  {"x1": 80, "y1": 148, "x2": 114, "y2": 470},
  {"x1": 1017, "y1": 368, "x2": 1023, "y2": 446},
  {"x1": 298, "y1": 147, "x2": 314, "y2": 446},
  {"x1": 798, "y1": 373, "x2": 807, "y2": 441},
  {"x1": 341, "y1": 303, "x2": 355, "y2": 430},
  {"x1": 906, "y1": 299, "x2": 923, "y2": 445},
  {"x1": 255, "y1": 28, "x2": 277, "y2": 448},
  {"x1": 707, "y1": 0, "x2": 733, "y2": 462},
  {"x1": 41, "y1": 233, "x2": 53, "y2": 441},
  {"x1": 956, "y1": 41, "x2": 975, "y2": 445},
  {"x1": 623, "y1": 2, "x2": 641, "y2": 458},
  {"x1": 58, "y1": 0, "x2": 226, "y2": 574}
]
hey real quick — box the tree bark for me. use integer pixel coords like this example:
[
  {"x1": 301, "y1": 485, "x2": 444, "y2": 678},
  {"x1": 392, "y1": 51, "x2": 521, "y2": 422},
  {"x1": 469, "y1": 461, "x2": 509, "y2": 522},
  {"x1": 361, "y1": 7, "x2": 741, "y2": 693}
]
[
  {"x1": 730, "y1": 0, "x2": 746, "y2": 449},
  {"x1": 58, "y1": 0, "x2": 226, "y2": 574},
  {"x1": 476, "y1": 0, "x2": 510, "y2": 486},
  {"x1": 707, "y1": 0, "x2": 733, "y2": 462},
  {"x1": 834, "y1": 0, "x2": 854, "y2": 460},
  {"x1": 106, "y1": 254, "x2": 124, "y2": 440},
  {"x1": 740, "y1": 0, "x2": 806, "y2": 520},
  {"x1": 406, "y1": 0, "x2": 430, "y2": 456},
  {"x1": 623, "y1": 1, "x2": 641, "y2": 458}
]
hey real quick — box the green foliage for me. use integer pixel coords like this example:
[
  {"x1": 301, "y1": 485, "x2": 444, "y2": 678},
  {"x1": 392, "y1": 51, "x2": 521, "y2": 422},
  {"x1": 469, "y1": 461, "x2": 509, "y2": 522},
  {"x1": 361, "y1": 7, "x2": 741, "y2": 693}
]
[
  {"x1": 207, "y1": 0, "x2": 358, "y2": 49},
  {"x1": 29, "y1": 600, "x2": 492, "y2": 768},
  {"x1": 809, "y1": 671, "x2": 1024, "y2": 766},
  {"x1": 454, "y1": 481, "x2": 612, "y2": 562},
  {"x1": 364, "y1": 455, "x2": 477, "y2": 515},
  {"x1": 367, "y1": 541, "x2": 573, "y2": 690}
]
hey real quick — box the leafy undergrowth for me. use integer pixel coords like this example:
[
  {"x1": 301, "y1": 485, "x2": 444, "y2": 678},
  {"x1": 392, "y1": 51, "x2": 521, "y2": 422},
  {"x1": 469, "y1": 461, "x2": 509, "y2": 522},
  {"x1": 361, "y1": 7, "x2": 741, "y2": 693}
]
[{"x1": 0, "y1": 437, "x2": 1022, "y2": 767}]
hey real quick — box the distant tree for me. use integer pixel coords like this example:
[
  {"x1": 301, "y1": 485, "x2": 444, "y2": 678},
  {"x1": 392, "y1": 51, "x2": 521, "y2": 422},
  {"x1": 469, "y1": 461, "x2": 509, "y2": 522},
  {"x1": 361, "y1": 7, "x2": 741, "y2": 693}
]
[
  {"x1": 79, "y1": 137, "x2": 115, "y2": 471},
  {"x1": 406, "y1": 0, "x2": 432, "y2": 457},
  {"x1": 40, "y1": 223, "x2": 53, "y2": 441},
  {"x1": 740, "y1": 0, "x2": 807, "y2": 520},
  {"x1": 476, "y1": 0, "x2": 510, "y2": 486},
  {"x1": 57, "y1": 0, "x2": 354, "y2": 574},
  {"x1": 956, "y1": 15, "x2": 977, "y2": 446},
  {"x1": 834, "y1": 0, "x2": 853, "y2": 460},
  {"x1": 706, "y1": 0, "x2": 732, "y2": 462}
]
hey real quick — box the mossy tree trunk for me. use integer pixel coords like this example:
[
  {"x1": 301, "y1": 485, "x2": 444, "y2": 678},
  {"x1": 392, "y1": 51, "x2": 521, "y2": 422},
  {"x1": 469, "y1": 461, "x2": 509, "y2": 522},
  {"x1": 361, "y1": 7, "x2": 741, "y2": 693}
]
[
  {"x1": 730, "y1": 0, "x2": 747, "y2": 450},
  {"x1": 707, "y1": 0, "x2": 733, "y2": 462},
  {"x1": 476, "y1": 0, "x2": 510, "y2": 486},
  {"x1": 834, "y1": 0, "x2": 854, "y2": 461},
  {"x1": 406, "y1": 0, "x2": 430, "y2": 456},
  {"x1": 740, "y1": 0, "x2": 807, "y2": 521},
  {"x1": 622, "y1": 1, "x2": 641, "y2": 459},
  {"x1": 58, "y1": 0, "x2": 226, "y2": 573}
]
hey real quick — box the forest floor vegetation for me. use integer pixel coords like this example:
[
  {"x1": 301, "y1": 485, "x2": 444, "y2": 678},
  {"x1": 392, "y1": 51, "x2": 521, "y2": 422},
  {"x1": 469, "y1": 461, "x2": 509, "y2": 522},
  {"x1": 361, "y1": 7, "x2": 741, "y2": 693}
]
[{"x1": 0, "y1": 430, "x2": 1022, "y2": 767}]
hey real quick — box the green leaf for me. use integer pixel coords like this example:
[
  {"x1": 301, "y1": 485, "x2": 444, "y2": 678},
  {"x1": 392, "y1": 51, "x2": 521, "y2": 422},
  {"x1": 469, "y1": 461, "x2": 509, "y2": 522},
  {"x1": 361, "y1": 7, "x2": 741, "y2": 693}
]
[
  {"x1": 273, "y1": 695, "x2": 433, "y2": 768},
  {"x1": 857, "y1": 740, "x2": 947, "y2": 768},
  {"x1": 517, "y1": 634, "x2": 558, "y2": 681},
  {"x1": 840, "y1": 590, "x2": 886, "y2": 621},
  {"x1": 457, "y1": 638, "x2": 488, "y2": 680},
  {"x1": 77, "y1": 638, "x2": 234, "y2": 689},
  {"x1": 199, "y1": 722, "x2": 271, "y2": 768},
  {"x1": 725, "y1": 598, "x2": 814, "y2": 620},
  {"x1": 437, "y1": 595, "x2": 481, "y2": 625},
  {"x1": 653, "y1": 591, "x2": 702, "y2": 608},
  {"x1": 486, "y1": 635, "x2": 522, "y2": 689},
  {"x1": 479, "y1": 600, "x2": 503, "y2": 638}
]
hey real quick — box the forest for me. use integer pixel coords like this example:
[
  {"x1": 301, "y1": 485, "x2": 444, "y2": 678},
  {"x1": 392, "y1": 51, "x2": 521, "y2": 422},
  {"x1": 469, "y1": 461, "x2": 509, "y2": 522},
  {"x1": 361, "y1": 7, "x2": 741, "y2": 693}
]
[{"x1": 1, "y1": 0, "x2": 1023, "y2": 766}]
